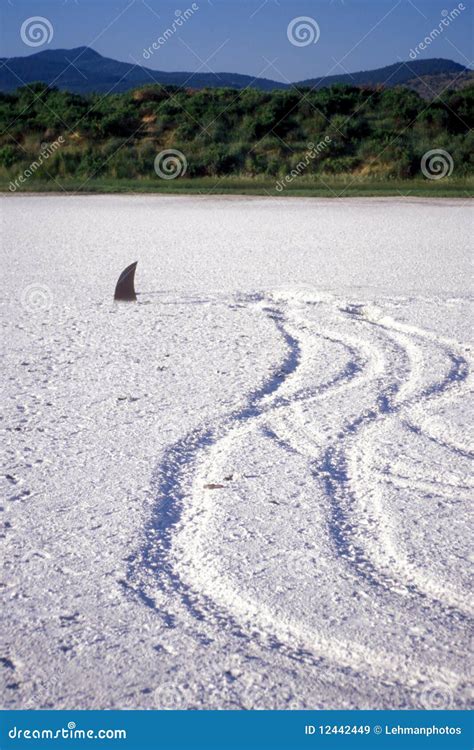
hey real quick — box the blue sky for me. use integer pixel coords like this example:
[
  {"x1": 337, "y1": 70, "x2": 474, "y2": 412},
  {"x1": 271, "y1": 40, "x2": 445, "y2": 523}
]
[{"x1": 1, "y1": 0, "x2": 472, "y2": 82}]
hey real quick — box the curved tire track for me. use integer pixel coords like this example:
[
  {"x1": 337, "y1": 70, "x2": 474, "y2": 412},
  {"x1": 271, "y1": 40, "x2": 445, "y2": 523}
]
[{"x1": 129, "y1": 291, "x2": 470, "y2": 700}]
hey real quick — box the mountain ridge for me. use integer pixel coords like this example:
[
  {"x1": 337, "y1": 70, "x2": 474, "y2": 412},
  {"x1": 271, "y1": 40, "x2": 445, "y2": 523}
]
[{"x1": 0, "y1": 47, "x2": 470, "y2": 95}]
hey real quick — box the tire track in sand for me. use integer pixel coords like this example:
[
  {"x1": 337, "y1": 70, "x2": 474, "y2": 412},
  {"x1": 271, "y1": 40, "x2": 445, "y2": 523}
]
[
  {"x1": 144, "y1": 292, "x2": 466, "y2": 695},
  {"x1": 127, "y1": 294, "x2": 410, "y2": 690}
]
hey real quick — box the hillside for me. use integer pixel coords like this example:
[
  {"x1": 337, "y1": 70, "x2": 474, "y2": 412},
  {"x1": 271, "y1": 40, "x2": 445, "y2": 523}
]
[
  {"x1": 405, "y1": 70, "x2": 474, "y2": 100},
  {"x1": 297, "y1": 58, "x2": 467, "y2": 89},
  {"x1": 1, "y1": 81, "x2": 472, "y2": 190},
  {"x1": 0, "y1": 48, "x2": 469, "y2": 95},
  {"x1": 0, "y1": 47, "x2": 285, "y2": 94}
]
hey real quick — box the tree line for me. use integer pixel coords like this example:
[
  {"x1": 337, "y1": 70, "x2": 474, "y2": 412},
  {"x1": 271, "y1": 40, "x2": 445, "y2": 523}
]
[{"x1": 0, "y1": 82, "x2": 472, "y2": 182}]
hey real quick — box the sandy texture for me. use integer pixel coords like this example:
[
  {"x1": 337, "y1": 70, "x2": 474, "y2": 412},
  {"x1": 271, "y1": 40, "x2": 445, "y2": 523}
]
[{"x1": 1, "y1": 195, "x2": 472, "y2": 709}]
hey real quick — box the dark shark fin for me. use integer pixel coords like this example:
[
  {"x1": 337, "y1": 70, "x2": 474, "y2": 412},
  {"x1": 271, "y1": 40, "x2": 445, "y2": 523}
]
[{"x1": 114, "y1": 261, "x2": 138, "y2": 301}]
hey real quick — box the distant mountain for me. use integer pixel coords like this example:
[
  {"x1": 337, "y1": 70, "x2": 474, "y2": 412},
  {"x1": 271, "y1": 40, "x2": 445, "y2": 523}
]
[
  {"x1": 405, "y1": 70, "x2": 474, "y2": 99},
  {"x1": 0, "y1": 47, "x2": 470, "y2": 96},
  {"x1": 296, "y1": 58, "x2": 468, "y2": 89},
  {"x1": 0, "y1": 47, "x2": 286, "y2": 93}
]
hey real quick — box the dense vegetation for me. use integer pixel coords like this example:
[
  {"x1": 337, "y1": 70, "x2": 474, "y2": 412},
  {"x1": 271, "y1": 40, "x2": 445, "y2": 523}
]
[{"x1": 0, "y1": 82, "x2": 473, "y2": 189}]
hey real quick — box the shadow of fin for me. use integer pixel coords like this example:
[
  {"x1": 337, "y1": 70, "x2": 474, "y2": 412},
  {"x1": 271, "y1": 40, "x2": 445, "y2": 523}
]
[{"x1": 114, "y1": 261, "x2": 138, "y2": 301}]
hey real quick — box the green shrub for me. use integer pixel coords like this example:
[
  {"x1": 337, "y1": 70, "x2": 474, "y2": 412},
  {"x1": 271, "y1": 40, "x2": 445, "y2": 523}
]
[{"x1": 0, "y1": 82, "x2": 471, "y2": 181}]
